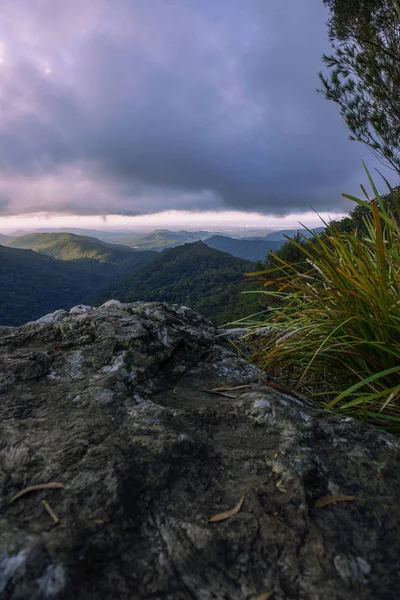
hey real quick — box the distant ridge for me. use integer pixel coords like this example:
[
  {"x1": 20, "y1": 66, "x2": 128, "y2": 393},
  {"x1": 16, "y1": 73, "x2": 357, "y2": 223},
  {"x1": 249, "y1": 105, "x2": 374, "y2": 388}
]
[
  {"x1": 5, "y1": 232, "x2": 157, "y2": 279},
  {"x1": 108, "y1": 229, "x2": 219, "y2": 250},
  {"x1": 263, "y1": 227, "x2": 324, "y2": 242},
  {"x1": 0, "y1": 233, "x2": 12, "y2": 244},
  {"x1": 204, "y1": 235, "x2": 283, "y2": 262}
]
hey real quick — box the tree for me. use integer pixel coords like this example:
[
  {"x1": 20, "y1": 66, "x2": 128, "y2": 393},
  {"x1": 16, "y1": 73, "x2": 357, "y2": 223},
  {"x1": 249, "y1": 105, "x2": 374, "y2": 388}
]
[{"x1": 319, "y1": 0, "x2": 400, "y2": 174}]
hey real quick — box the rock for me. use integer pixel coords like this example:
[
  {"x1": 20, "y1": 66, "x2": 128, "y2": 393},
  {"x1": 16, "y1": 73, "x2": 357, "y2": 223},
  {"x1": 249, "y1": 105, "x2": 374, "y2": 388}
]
[
  {"x1": 0, "y1": 301, "x2": 399, "y2": 600},
  {"x1": 217, "y1": 326, "x2": 273, "y2": 359},
  {"x1": 68, "y1": 305, "x2": 93, "y2": 316}
]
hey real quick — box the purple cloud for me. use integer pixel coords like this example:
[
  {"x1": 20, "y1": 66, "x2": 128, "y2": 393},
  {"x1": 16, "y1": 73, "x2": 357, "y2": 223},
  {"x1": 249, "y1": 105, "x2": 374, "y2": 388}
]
[{"x1": 0, "y1": 0, "x2": 397, "y2": 217}]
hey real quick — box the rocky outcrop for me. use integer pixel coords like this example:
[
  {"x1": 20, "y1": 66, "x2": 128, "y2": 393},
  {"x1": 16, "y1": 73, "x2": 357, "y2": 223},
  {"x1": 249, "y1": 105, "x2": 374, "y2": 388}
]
[{"x1": 1, "y1": 301, "x2": 400, "y2": 600}]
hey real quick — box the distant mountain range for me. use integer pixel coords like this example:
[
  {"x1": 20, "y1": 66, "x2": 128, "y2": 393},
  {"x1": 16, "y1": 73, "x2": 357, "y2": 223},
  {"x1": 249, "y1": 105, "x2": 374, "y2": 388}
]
[
  {"x1": 204, "y1": 235, "x2": 283, "y2": 262},
  {"x1": 0, "y1": 225, "x2": 324, "y2": 251},
  {"x1": 2, "y1": 228, "x2": 220, "y2": 250},
  {"x1": 106, "y1": 229, "x2": 215, "y2": 250},
  {"x1": 0, "y1": 226, "x2": 324, "y2": 326},
  {"x1": 260, "y1": 227, "x2": 324, "y2": 242}
]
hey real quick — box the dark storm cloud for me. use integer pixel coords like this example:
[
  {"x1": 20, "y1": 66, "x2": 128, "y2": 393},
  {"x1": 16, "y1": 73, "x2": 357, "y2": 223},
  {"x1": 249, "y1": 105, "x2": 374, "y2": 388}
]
[{"x1": 0, "y1": 0, "x2": 396, "y2": 217}]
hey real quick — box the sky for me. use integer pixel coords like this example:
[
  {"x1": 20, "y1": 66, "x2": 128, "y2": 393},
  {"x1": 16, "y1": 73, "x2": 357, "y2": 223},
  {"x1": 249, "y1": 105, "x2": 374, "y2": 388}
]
[{"x1": 0, "y1": 0, "x2": 398, "y2": 232}]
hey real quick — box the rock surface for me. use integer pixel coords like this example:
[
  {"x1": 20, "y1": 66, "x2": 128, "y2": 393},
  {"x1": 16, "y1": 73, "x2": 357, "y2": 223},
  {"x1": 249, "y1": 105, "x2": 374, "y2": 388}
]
[{"x1": 0, "y1": 301, "x2": 400, "y2": 600}]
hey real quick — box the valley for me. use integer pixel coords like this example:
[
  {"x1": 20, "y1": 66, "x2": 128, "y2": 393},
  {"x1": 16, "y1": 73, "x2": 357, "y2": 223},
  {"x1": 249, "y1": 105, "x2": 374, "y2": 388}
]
[{"x1": 0, "y1": 226, "x2": 321, "y2": 326}]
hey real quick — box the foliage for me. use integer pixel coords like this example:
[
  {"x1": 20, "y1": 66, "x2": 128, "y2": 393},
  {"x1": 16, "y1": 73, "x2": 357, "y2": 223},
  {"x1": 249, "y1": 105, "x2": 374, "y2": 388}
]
[
  {"x1": 0, "y1": 245, "x2": 102, "y2": 326},
  {"x1": 325, "y1": 185, "x2": 400, "y2": 235},
  {"x1": 97, "y1": 241, "x2": 262, "y2": 326},
  {"x1": 264, "y1": 233, "x2": 312, "y2": 272},
  {"x1": 242, "y1": 171, "x2": 400, "y2": 432},
  {"x1": 319, "y1": 0, "x2": 400, "y2": 173}
]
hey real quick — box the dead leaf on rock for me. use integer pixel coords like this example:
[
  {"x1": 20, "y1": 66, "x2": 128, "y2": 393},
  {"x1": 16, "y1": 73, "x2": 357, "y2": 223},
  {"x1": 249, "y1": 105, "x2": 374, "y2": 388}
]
[
  {"x1": 201, "y1": 389, "x2": 238, "y2": 398},
  {"x1": 257, "y1": 592, "x2": 273, "y2": 600},
  {"x1": 9, "y1": 482, "x2": 64, "y2": 504},
  {"x1": 208, "y1": 495, "x2": 244, "y2": 523},
  {"x1": 41, "y1": 500, "x2": 60, "y2": 525},
  {"x1": 211, "y1": 385, "x2": 252, "y2": 392},
  {"x1": 315, "y1": 495, "x2": 356, "y2": 508}
]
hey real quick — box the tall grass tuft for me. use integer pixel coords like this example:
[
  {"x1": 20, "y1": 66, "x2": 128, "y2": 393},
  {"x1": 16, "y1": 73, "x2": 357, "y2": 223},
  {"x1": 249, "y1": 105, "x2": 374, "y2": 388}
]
[{"x1": 242, "y1": 168, "x2": 400, "y2": 432}]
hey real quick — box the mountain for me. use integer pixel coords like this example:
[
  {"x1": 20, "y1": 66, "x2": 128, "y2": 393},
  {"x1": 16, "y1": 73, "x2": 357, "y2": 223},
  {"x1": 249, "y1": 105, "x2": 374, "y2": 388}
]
[
  {"x1": 96, "y1": 241, "x2": 263, "y2": 326},
  {"x1": 0, "y1": 245, "x2": 105, "y2": 326},
  {"x1": 0, "y1": 233, "x2": 12, "y2": 244},
  {"x1": 109, "y1": 229, "x2": 219, "y2": 250},
  {"x1": 263, "y1": 227, "x2": 324, "y2": 242},
  {"x1": 204, "y1": 235, "x2": 283, "y2": 261},
  {"x1": 20, "y1": 227, "x2": 141, "y2": 242},
  {"x1": 10, "y1": 229, "x2": 30, "y2": 237},
  {"x1": 5, "y1": 232, "x2": 157, "y2": 279}
]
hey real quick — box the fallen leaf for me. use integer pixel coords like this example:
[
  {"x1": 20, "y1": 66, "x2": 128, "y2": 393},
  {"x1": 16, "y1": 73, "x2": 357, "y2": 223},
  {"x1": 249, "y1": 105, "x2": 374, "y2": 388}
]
[
  {"x1": 41, "y1": 500, "x2": 60, "y2": 525},
  {"x1": 208, "y1": 495, "x2": 244, "y2": 523},
  {"x1": 315, "y1": 495, "x2": 356, "y2": 509},
  {"x1": 9, "y1": 482, "x2": 64, "y2": 504},
  {"x1": 211, "y1": 385, "x2": 252, "y2": 392},
  {"x1": 201, "y1": 389, "x2": 237, "y2": 399},
  {"x1": 257, "y1": 592, "x2": 273, "y2": 600}
]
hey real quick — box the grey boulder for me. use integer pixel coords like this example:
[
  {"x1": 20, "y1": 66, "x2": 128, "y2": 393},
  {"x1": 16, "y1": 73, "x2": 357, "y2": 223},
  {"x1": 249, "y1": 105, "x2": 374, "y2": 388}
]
[{"x1": 0, "y1": 301, "x2": 399, "y2": 599}]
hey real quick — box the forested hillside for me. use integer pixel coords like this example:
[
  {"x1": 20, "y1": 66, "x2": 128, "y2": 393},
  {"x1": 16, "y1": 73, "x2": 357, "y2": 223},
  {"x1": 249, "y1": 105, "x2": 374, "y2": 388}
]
[
  {"x1": 0, "y1": 246, "x2": 102, "y2": 325},
  {"x1": 95, "y1": 241, "x2": 262, "y2": 325},
  {"x1": 6, "y1": 232, "x2": 157, "y2": 279}
]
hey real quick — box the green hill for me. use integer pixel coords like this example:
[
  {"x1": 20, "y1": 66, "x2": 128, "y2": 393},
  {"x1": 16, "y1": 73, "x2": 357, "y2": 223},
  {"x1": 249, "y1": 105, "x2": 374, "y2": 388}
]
[
  {"x1": 5, "y1": 232, "x2": 157, "y2": 279},
  {"x1": 0, "y1": 245, "x2": 103, "y2": 326},
  {"x1": 204, "y1": 235, "x2": 283, "y2": 261},
  {"x1": 96, "y1": 241, "x2": 263, "y2": 326}
]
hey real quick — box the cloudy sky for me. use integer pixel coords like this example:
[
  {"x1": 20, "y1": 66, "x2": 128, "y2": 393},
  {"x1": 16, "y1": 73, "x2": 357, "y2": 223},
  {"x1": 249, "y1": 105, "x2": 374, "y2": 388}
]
[{"x1": 0, "y1": 0, "x2": 397, "y2": 230}]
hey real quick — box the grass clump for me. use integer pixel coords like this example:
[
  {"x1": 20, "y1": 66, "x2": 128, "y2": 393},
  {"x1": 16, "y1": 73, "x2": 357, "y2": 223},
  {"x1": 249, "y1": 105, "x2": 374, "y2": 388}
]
[{"x1": 242, "y1": 167, "x2": 400, "y2": 432}]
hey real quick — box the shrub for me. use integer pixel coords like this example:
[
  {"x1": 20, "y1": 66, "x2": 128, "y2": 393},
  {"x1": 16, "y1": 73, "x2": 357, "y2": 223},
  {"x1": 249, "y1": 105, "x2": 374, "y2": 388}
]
[{"x1": 242, "y1": 167, "x2": 400, "y2": 432}]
